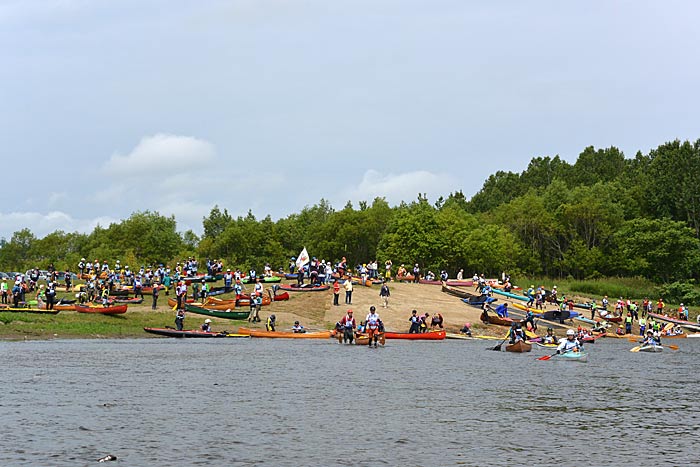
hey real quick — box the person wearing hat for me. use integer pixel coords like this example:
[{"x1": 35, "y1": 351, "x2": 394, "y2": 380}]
[
  {"x1": 543, "y1": 327, "x2": 557, "y2": 344},
  {"x1": 557, "y1": 329, "x2": 583, "y2": 354},
  {"x1": 291, "y1": 320, "x2": 305, "y2": 333},
  {"x1": 641, "y1": 329, "x2": 661, "y2": 347},
  {"x1": 412, "y1": 263, "x2": 420, "y2": 283},
  {"x1": 201, "y1": 318, "x2": 212, "y2": 332},
  {"x1": 223, "y1": 269, "x2": 233, "y2": 290},
  {"x1": 365, "y1": 306, "x2": 382, "y2": 347},
  {"x1": 200, "y1": 279, "x2": 209, "y2": 300},
  {"x1": 338, "y1": 309, "x2": 356, "y2": 343},
  {"x1": 343, "y1": 275, "x2": 353, "y2": 304},
  {"x1": 78, "y1": 258, "x2": 86, "y2": 276}
]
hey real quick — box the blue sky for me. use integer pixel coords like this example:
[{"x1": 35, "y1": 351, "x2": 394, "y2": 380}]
[{"x1": 1, "y1": 0, "x2": 698, "y2": 239}]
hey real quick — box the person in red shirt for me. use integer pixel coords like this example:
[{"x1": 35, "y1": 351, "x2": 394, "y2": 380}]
[
  {"x1": 332, "y1": 280, "x2": 340, "y2": 306},
  {"x1": 338, "y1": 309, "x2": 356, "y2": 344}
]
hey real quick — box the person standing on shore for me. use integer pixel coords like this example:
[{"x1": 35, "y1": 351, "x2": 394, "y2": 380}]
[
  {"x1": 175, "y1": 308, "x2": 185, "y2": 331},
  {"x1": 408, "y1": 309, "x2": 420, "y2": 333},
  {"x1": 379, "y1": 282, "x2": 390, "y2": 308},
  {"x1": 1, "y1": 279, "x2": 8, "y2": 304},
  {"x1": 344, "y1": 277, "x2": 353, "y2": 305},
  {"x1": 332, "y1": 279, "x2": 340, "y2": 306},
  {"x1": 152, "y1": 284, "x2": 159, "y2": 310}
]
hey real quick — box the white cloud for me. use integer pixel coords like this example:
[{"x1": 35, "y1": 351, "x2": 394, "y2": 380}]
[
  {"x1": 337, "y1": 169, "x2": 460, "y2": 207},
  {"x1": 0, "y1": 211, "x2": 118, "y2": 240},
  {"x1": 103, "y1": 133, "x2": 216, "y2": 177}
]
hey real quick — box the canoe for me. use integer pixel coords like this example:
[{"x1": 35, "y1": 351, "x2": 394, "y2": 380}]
[
  {"x1": 446, "y1": 333, "x2": 474, "y2": 340},
  {"x1": 109, "y1": 297, "x2": 144, "y2": 304},
  {"x1": 184, "y1": 304, "x2": 250, "y2": 320},
  {"x1": 419, "y1": 279, "x2": 445, "y2": 285},
  {"x1": 53, "y1": 304, "x2": 76, "y2": 311},
  {"x1": 648, "y1": 312, "x2": 700, "y2": 331},
  {"x1": 278, "y1": 284, "x2": 330, "y2": 292},
  {"x1": 395, "y1": 274, "x2": 415, "y2": 282},
  {"x1": 143, "y1": 327, "x2": 249, "y2": 338},
  {"x1": 442, "y1": 284, "x2": 472, "y2": 299},
  {"x1": 248, "y1": 330, "x2": 331, "y2": 339},
  {"x1": 445, "y1": 280, "x2": 474, "y2": 287},
  {"x1": 354, "y1": 333, "x2": 386, "y2": 346},
  {"x1": 269, "y1": 291, "x2": 290, "y2": 302},
  {"x1": 556, "y1": 351, "x2": 588, "y2": 362},
  {"x1": 505, "y1": 340, "x2": 532, "y2": 352},
  {"x1": 75, "y1": 304, "x2": 127, "y2": 314},
  {"x1": 384, "y1": 330, "x2": 446, "y2": 340},
  {"x1": 461, "y1": 296, "x2": 497, "y2": 308},
  {"x1": 638, "y1": 345, "x2": 663, "y2": 353},
  {"x1": 114, "y1": 285, "x2": 164, "y2": 295},
  {"x1": 490, "y1": 289, "x2": 529, "y2": 301},
  {"x1": 241, "y1": 276, "x2": 282, "y2": 284},
  {"x1": 660, "y1": 332, "x2": 687, "y2": 339},
  {"x1": 480, "y1": 310, "x2": 514, "y2": 327},
  {"x1": 0, "y1": 307, "x2": 60, "y2": 315}
]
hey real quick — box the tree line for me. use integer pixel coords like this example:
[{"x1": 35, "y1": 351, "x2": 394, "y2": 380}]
[{"x1": 1, "y1": 138, "x2": 699, "y2": 285}]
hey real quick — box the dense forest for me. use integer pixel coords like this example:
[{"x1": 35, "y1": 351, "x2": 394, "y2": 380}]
[{"x1": 2, "y1": 139, "x2": 699, "y2": 286}]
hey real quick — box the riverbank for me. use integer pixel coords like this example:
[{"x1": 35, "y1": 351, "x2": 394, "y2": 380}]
[{"x1": 0, "y1": 279, "x2": 693, "y2": 339}]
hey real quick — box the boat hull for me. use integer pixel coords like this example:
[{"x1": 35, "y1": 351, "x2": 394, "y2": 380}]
[
  {"x1": 384, "y1": 330, "x2": 446, "y2": 340},
  {"x1": 505, "y1": 341, "x2": 532, "y2": 352}
]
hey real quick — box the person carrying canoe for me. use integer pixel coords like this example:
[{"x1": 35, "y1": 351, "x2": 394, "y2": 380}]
[
  {"x1": 556, "y1": 329, "x2": 583, "y2": 354},
  {"x1": 201, "y1": 318, "x2": 212, "y2": 332},
  {"x1": 365, "y1": 306, "x2": 382, "y2": 347},
  {"x1": 338, "y1": 309, "x2": 356, "y2": 343},
  {"x1": 292, "y1": 321, "x2": 306, "y2": 333},
  {"x1": 495, "y1": 302, "x2": 509, "y2": 318},
  {"x1": 266, "y1": 314, "x2": 276, "y2": 332}
]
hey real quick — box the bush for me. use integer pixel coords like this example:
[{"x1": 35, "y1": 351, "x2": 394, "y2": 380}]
[{"x1": 656, "y1": 282, "x2": 700, "y2": 306}]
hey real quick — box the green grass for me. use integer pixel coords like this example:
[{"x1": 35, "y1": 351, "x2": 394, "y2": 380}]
[{"x1": 514, "y1": 276, "x2": 659, "y2": 301}]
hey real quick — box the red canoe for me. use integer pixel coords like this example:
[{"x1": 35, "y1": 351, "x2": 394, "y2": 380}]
[
  {"x1": 75, "y1": 304, "x2": 127, "y2": 315},
  {"x1": 384, "y1": 330, "x2": 446, "y2": 340}
]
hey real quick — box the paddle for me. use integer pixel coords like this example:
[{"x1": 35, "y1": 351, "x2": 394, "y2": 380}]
[
  {"x1": 537, "y1": 348, "x2": 570, "y2": 361},
  {"x1": 630, "y1": 345, "x2": 641, "y2": 353},
  {"x1": 491, "y1": 334, "x2": 510, "y2": 351}
]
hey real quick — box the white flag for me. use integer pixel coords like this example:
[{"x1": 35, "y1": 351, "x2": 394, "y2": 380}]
[{"x1": 296, "y1": 247, "x2": 310, "y2": 270}]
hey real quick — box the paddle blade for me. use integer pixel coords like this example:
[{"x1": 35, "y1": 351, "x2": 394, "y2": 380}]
[
  {"x1": 668, "y1": 344, "x2": 679, "y2": 350},
  {"x1": 630, "y1": 346, "x2": 641, "y2": 353},
  {"x1": 537, "y1": 354, "x2": 553, "y2": 361},
  {"x1": 492, "y1": 344, "x2": 502, "y2": 351},
  {"x1": 379, "y1": 334, "x2": 386, "y2": 346}
]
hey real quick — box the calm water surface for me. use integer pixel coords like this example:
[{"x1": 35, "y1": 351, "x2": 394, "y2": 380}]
[{"x1": 1, "y1": 337, "x2": 698, "y2": 466}]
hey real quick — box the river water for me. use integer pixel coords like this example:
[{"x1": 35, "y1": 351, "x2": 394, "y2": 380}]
[{"x1": 1, "y1": 337, "x2": 698, "y2": 466}]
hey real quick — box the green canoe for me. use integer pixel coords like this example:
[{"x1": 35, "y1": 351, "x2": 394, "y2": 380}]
[
  {"x1": 184, "y1": 303, "x2": 250, "y2": 320},
  {"x1": 241, "y1": 276, "x2": 282, "y2": 284}
]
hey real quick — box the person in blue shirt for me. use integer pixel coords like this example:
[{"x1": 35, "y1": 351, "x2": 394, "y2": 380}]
[{"x1": 495, "y1": 303, "x2": 509, "y2": 318}]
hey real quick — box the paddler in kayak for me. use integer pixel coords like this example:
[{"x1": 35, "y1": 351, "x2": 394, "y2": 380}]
[
  {"x1": 291, "y1": 321, "x2": 306, "y2": 333},
  {"x1": 365, "y1": 306, "x2": 382, "y2": 347},
  {"x1": 542, "y1": 327, "x2": 557, "y2": 344},
  {"x1": 201, "y1": 318, "x2": 212, "y2": 332},
  {"x1": 338, "y1": 309, "x2": 356, "y2": 343},
  {"x1": 641, "y1": 329, "x2": 661, "y2": 347},
  {"x1": 556, "y1": 329, "x2": 583, "y2": 354}
]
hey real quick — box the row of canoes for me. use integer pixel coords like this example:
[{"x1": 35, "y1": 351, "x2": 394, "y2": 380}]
[{"x1": 0, "y1": 303, "x2": 128, "y2": 314}]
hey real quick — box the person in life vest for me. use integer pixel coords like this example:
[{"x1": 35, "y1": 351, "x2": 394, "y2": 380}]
[
  {"x1": 338, "y1": 309, "x2": 356, "y2": 344},
  {"x1": 365, "y1": 306, "x2": 382, "y2": 347},
  {"x1": 408, "y1": 309, "x2": 421, "y2": 333},
  {"x1": 543, "y1": 327, "x2": 557, "y2": 344},
  {"x1": 175, "y1": 308, "x2": 185, "y2": 331},
  {"x1": 641, "y1": 329, "x2": 661, "y2": 347},
  {"x1": 266, "y1": 314, "x2": 276, "y2": 332},
  {"x1": 508, "y1": 321, "x2": 526, "y2": 344},
  {"x1": 430, "y1": 312, "x2": 444, "y2": 330},
  {"x1": 495, "y1": 303, "x2": 509, "y2": 318},
  {"x1": 460, "y1": 322, "x2": 472, "y2": 336},
  {"x1": 78, "y1": 258, "x2": 86, "y2": 275},
  {"x1": 201, "y1": 318, "x2": 212, "y2": 332},
  {"x1": 557, "y1": 329, "x2": 583, "y2": 354},
  {"x1": 292, "y1": 321, "x2": 305, "y2": 333},
  {"x1": 419, "y1": 312, "x2": 429, "y2": 332}
]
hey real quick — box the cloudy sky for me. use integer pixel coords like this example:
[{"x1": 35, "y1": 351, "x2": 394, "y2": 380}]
[{"x1": 1, "y1": 0, "x2": 698, "y2": 240}]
